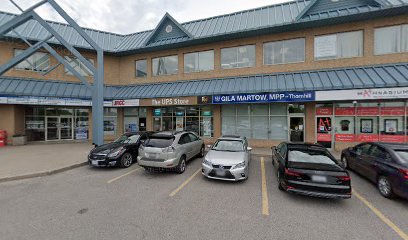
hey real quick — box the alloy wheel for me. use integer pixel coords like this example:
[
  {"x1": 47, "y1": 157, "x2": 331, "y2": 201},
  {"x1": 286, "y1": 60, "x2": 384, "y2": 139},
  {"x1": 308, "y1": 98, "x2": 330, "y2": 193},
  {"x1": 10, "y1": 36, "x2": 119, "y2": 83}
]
[
  {"x1": 378, "y1": 177, "x2": 392, "y2": 197},
  {"x1": 122, "y1": 153, "x2": 132, "y2": 168}
]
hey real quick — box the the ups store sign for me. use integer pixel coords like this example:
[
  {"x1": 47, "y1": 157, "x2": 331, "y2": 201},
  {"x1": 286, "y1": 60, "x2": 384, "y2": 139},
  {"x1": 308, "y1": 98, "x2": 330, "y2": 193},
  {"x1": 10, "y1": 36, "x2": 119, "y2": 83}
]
[{"x1": 140, "y1": 97, "x2": 197, "y2": 106}]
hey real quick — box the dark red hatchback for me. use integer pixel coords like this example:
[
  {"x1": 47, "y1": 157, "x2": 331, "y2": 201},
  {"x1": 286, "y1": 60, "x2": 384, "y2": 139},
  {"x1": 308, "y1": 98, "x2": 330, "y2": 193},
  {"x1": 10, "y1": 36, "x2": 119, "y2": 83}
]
[{"x1": 272, "y1": 143, "x2": 351, "y2": 199}]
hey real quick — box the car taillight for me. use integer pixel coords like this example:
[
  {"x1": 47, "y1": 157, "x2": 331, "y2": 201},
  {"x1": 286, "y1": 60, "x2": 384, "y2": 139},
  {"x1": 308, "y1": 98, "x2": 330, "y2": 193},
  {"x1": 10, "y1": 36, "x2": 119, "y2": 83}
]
[
  {"x1": 162, "y1": 146, "x2": 175, "y2": 153},
  {"x1": 399, "y1": 169, "x2": 408, "y2": 179},
  {"x1": 336, "y1": 175, "x2": 351, "y2": 181},
  {"x1": 284, "y1": 168, "x2": 302, "y2": 177}
]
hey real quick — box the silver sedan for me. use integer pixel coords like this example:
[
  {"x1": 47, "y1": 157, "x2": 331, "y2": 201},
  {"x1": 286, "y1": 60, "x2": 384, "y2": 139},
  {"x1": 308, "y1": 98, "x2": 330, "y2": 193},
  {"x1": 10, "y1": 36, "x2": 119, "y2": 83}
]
[{"x1": 202, "y1": 136, "x2": 251, "y2": 181}]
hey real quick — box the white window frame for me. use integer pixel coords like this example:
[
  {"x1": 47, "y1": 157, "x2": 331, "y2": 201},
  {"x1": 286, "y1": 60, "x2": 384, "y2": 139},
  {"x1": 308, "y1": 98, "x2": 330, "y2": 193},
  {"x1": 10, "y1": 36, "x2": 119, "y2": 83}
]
[
  {"x1": 184, "y1": 50, "x2": 214, "y2": 73},
  {"x1": 314, "y1": 30, "x2": 364, "y2": 60},
  {"x1": 263, "y1": 38, "x2": 306, "y2": 65}
]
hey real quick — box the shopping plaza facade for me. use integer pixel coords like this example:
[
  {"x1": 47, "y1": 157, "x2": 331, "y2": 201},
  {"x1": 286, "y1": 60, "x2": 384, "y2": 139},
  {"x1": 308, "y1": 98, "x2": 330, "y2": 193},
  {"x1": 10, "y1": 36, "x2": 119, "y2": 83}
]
[{"x1": 0, "y1": 0, "x2": 408, "y2": 150}]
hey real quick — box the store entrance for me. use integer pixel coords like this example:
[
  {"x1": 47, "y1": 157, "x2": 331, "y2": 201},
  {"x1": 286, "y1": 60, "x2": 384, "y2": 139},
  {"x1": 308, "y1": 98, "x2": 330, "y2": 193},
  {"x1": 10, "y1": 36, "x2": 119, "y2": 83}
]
[
  {"x1": 289, "y1": 117, "x2": 304, "y2": 142},
  {"x1": 46, "y1": 116, "x2": 73, "y2": 141}
]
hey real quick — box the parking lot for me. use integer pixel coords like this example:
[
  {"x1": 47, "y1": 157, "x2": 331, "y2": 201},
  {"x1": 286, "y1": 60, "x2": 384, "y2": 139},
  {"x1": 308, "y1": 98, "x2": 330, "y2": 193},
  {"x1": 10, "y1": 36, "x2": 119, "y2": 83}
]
[{"x1": 0, "y1": 154, "x2": 407, "y2": 240}]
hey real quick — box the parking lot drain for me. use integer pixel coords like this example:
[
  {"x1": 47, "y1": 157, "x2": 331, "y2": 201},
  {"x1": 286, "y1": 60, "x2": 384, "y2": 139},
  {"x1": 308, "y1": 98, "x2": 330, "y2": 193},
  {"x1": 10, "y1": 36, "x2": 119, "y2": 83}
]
[{"x1": 77, "y1": 208, "x2": 88, "y2": 214}]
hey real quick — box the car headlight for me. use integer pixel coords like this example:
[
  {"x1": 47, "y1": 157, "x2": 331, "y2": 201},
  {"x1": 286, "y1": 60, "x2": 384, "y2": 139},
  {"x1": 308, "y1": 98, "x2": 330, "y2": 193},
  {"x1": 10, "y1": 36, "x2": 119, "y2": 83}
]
[
  {"x1": 107, "y1": 147, "x2": 125, "y2": 158},
  {"x1": 202, "y1": 158, "x2": 212, "y2": 166},
  {"x1": 233, "y1": 162, "x2": 246, "y2": 169}
]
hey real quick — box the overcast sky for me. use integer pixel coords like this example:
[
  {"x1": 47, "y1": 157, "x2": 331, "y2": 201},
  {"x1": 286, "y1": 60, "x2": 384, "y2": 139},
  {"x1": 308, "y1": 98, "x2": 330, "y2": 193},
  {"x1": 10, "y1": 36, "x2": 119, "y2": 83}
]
[{"x1": 0, "y1": 0, "x2": 288, "y2": 34}]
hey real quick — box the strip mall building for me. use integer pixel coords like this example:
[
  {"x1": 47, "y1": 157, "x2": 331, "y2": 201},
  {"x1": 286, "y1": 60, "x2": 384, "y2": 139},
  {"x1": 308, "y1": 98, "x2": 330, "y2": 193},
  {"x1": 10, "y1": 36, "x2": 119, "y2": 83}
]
[{"x1": 0, "y1": 0, "x2": 408, "y2": 150}]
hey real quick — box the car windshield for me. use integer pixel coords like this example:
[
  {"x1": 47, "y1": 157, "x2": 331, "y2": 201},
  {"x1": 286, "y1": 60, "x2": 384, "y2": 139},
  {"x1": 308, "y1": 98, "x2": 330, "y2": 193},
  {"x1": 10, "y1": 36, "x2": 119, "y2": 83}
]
[
  {"x1": 212, "y1": 140, "x2": 244, "y2": 152},
  {"x1": 114, "y1": 135, "x2": 140, "y2": 144},
  {"x1": 145, "y1": 137, "x2": 174, "y2": 148},
  {"x1": 288, "y1": 149, "x2": 337, "y2": 165},
  {"x1": 395, "y1": 150, "x2": 408, "y2": 164}
]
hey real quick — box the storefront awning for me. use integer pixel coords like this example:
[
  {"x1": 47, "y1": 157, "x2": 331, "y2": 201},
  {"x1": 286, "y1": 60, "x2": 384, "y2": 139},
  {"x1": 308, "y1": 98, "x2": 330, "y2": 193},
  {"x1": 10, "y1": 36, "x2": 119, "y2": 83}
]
[{"x1": 1, "y1": 63, "x2": 408, "y2": 101}]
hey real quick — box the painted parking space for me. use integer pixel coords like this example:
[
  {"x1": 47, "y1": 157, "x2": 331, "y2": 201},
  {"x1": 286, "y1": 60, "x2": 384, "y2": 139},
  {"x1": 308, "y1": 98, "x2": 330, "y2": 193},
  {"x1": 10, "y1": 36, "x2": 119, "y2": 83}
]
[{"x1": 0, "y1": 154, "x2": 407, "y2": 240}]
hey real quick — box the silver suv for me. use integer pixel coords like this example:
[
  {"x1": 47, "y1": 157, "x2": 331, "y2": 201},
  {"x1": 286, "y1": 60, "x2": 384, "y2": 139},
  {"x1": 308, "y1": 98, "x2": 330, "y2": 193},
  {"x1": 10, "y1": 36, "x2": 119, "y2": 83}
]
[{"x1": 137, "y1": 131, "x2": 205, "y2": 173}]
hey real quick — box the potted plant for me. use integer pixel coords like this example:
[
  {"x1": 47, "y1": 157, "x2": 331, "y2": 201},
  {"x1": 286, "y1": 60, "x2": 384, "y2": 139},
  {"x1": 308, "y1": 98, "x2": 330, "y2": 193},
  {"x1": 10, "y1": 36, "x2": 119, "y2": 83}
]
[{"x1": 12, "y1": 133, "x2": 27, "y2": 146}]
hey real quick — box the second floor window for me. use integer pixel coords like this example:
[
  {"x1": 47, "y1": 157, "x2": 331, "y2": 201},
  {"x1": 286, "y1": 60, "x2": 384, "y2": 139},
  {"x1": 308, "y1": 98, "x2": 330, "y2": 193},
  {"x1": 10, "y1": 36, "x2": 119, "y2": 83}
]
[
  {"x1": 135, "y1": 59, "x2": 147, "y2": 77},
  {"x1": 184, "y1": 50, "x2": 214, "y2": 73},
  {"x1": 264, "y1": 38, "x2": 305, "y2": 65},
  {"x1": 152, "y1": 55, "x2": 178, "y2": 76},
  {"x1": 314, "y1": 30, "x2": 363, "y2": 60},
  {"x1": 64, "y1": 56, "x2": 94, "y2": 77},
  {"x1": 374, "y1": 24, "x2": 408, "y2": 55},
  {"x1": 14, "y1": 49, "x2": 50, "y2": 72},
  {"x1": 221, "y1": 45, "x2": 255, "y2": 69}
]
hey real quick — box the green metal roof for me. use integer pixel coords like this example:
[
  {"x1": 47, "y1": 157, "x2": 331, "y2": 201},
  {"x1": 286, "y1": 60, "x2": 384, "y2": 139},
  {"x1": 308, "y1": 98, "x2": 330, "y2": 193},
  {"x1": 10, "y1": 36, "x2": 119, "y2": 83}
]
[
  {"x1": 1, "y1": 63, "x2": 408, "y2": 100},
  {"x1": 0, "y1": 0, "x2": 407, "y2": 54}
]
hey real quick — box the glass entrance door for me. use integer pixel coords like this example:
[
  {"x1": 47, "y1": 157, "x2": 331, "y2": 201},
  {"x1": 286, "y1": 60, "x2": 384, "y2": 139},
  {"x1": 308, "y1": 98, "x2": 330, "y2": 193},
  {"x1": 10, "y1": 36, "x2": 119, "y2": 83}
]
[
  {"x1": 289, "y1": 117, "x2": 304, "y2": 142},
  {"x1": 46, "y1": 117, "x2": 59, "y2": 141},
  {"x1": 60, "y1": 117, "x2": 73, "y2": 140},
  {"x1": 46, "y1": 116, "x2": 73, "y2": 141}
]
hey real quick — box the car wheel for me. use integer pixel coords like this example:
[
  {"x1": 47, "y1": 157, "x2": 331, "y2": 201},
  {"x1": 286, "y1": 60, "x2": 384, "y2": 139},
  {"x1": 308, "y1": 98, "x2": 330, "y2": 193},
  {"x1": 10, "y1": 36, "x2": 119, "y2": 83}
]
[
  {"x1": 277, "y1": 171, "x2": 284, "y2": 191},
  {"x1": 377, "y1": 176, "x2": 394, "y2": 198},
  {"x1": 176, "y1": 156, "x2": 186, "y2": 174},
  {"x1": 341, "y1": 156, "x2": 349, "y2": 169},
  {"x1": 120, "y1": 153, "x2": 133, "y2": 168},
  {"x1": 199, "y1": 146, "x2": 205, "y2": 158}
]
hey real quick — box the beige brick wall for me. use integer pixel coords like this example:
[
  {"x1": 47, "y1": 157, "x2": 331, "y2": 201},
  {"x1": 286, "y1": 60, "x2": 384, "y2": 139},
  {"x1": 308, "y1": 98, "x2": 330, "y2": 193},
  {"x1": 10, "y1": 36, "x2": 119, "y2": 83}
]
[
  {"x1": 118, "y1": 15, "x2": 408, "y2": 86},
  {"x1": 0, "y1": 41, "x2": 120, "y2": 84}
]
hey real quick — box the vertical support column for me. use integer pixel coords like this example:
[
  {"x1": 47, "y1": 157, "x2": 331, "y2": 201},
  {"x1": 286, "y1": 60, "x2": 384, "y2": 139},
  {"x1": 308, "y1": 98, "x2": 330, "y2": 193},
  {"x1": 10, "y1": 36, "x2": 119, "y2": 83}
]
[{"x1": 92, "y1": 50, "x2": 104, "y2": 146}]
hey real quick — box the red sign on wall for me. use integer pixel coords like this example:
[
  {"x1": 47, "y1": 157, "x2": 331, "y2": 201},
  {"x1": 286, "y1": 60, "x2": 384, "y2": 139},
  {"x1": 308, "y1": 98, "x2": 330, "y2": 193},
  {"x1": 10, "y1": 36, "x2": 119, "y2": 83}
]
[
  {"x1": 335, "y1": 107, "x2": 355, "y2": 116},
  {"x1": 335, "y1": 134, "x2": 355, "y2": 142},
  {"x1": 316, "y1": 107, "x2": 333, "y2": 115},
  {"x1": 379, "y1": 135, "x2": 405, "y2": 143},
  {"x1": 317, "y1": 133, "x2": 332, "y2": 142},
  {"x1": 356, "y1": 107, "x2": 379, "y2": 116},
  {"x1": 381, "y1": 107, "x2": 405, "y2": 116},
  {"x1": 357, "y1": 134, "x2": 379, "y2": 142}
]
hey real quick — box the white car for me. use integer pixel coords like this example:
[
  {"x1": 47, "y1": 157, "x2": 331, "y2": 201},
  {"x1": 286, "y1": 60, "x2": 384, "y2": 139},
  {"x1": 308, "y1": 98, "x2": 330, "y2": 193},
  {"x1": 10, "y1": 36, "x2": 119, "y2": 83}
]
[{"x1": 202, "y1": 135, "x2": 251, "y2": 181}]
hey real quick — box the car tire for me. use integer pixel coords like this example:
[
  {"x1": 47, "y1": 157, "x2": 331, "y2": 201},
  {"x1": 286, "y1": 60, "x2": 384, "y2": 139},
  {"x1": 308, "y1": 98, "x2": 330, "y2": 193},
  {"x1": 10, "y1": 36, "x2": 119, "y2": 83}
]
[
  {"x1": 341, "y1": 155, "x2": 349, "y2": 170},
  {"x1": 176, "y1": 156, "x2": 186, "y2": 174},
  {"x1": 377, "y1": 176, "x2": 394, "y2": 198},
  {"x1": 120, "y1": 153, "x2": 133, "y2": 168},
  {"x1": 199, "y1": 145, "x2": 205, "y2": 158},
  {"x1": 277, "y1": 171, "x2": 284, "y2": 191}
]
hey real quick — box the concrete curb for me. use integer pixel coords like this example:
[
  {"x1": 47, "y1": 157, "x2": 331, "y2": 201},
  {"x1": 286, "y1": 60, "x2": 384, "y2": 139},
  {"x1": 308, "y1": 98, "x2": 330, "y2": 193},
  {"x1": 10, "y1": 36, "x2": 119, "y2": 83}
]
[{"x1": 0, "y1": 162, "x2": 88, "y2": 183}]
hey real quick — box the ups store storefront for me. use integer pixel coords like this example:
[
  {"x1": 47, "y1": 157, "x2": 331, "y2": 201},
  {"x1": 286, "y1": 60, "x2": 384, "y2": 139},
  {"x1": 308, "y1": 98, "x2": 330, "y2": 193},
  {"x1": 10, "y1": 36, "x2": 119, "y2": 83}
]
[{"x1": 315, "y1": 87, "x2": 408, "y2": 151}]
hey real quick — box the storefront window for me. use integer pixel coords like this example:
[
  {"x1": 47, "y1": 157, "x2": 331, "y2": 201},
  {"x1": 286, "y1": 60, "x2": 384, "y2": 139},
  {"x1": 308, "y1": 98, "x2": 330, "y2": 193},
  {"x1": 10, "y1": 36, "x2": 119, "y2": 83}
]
[
  {"x1": 316, "y1": 103, "x2": 333, "y2": 148},
  {"x1": 380, "y1": 102, "x2": 405, "y2": 142},
  {"x1": 152, "y1": 106, "x2": 213, "y2": 137},
  {"x1": 221, "y1": 103, "x2": 289, "y2": 140},
  {"x1": 104, "y1": 108, "x2": 117, "y2": 135},
  {"x1": 25, "y1": 107, "x2": 88, "y2": 141},
  {"x1": 288, "y1": 104, "x2": 304, "y2": 114},
  {"x1": 334, "y1": 102, "x2": 356, "y2": 143},
  {"x1": 356, "y1": 102, "x2": 379, "y2": 142}
]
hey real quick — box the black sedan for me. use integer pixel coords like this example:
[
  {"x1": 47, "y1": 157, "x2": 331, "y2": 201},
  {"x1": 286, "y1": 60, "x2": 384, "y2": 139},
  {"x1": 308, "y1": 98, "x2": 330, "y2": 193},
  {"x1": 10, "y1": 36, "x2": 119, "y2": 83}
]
[
  {"x1": 88, "y1": 132, "x2": 152, "y2": 168},
  {"x1": 341, "y1": 142, "x2": 408, "y2": 199},
  {"x1": 272, "y1": 142, "x2": 351, "y2": 199}
]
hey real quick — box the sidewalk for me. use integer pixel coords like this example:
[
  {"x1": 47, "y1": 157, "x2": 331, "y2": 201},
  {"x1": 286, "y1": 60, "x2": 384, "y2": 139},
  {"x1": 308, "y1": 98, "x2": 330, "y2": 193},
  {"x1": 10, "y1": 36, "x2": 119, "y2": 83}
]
[{"x1": 0, "y1": 142, "x2": 93, "y2": 182}]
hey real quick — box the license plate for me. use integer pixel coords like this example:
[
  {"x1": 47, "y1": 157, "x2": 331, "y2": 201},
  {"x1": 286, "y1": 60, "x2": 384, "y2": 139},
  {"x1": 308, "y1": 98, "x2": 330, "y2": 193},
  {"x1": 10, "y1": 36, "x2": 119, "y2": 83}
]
[
  {"x1": 312, "y1": 175, "x2": 327, "y2": 183},
  {"x1": 216, "y1": 170, "x2": 226, "y2": 177},
  {"x1": 147, "y1": 153, "x2": 157, "y2": 159},
  {"x1": 91, "y1": 160, "x2": 98, "y2": 165}
]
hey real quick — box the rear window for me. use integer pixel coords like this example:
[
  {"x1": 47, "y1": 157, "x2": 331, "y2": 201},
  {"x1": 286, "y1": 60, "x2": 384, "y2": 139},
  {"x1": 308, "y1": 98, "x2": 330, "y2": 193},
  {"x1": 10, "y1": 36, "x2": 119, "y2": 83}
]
[
  {"x1": 288, "y1": 149, "x2": 337, "y2": 165},
  {"x1": 395, "y1": 150, "x2": 408, "y2": 164},
  {"x1": 145, "y1": 137, "x2": 174, "y2": 148}
]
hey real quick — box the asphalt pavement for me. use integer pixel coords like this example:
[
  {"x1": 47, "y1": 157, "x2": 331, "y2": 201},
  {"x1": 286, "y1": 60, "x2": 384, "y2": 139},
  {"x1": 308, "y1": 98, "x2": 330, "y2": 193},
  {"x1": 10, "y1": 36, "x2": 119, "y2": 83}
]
[{"x1": 0, "y1": 155, "x2": 407, "y2": 240}]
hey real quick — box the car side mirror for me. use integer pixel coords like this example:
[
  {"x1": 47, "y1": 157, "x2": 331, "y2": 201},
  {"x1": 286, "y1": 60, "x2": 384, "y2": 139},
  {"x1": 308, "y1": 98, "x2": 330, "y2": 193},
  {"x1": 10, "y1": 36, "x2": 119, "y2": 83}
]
[
  {"x1": 247, "y1": 147, "x2": 252, "y2": 151},
  {"x1": 207, "y1": 145, "x2": 212, "y2": 149}
]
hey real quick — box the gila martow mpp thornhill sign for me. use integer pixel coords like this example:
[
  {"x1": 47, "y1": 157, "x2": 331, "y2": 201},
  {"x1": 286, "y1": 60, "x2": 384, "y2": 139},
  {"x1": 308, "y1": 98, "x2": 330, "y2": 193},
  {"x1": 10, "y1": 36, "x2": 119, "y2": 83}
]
[{"x1": 212, "y1": 91, "x2": 315, "y2": 104}]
